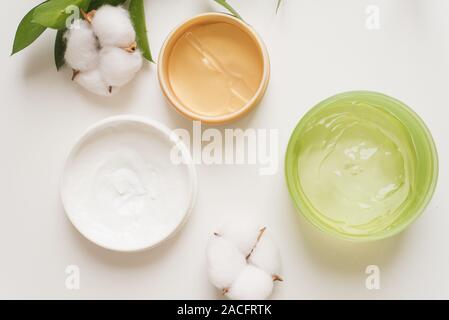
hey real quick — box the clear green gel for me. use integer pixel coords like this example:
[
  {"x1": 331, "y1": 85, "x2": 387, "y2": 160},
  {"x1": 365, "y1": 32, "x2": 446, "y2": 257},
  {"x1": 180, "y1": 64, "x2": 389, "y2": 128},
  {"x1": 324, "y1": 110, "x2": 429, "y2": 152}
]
[
  {"x1": 297, "y1": 104, "x2": 414, "y2": 235},
  {"x1": 285, "y1": 92, "x2": 438, "y2": 240}
]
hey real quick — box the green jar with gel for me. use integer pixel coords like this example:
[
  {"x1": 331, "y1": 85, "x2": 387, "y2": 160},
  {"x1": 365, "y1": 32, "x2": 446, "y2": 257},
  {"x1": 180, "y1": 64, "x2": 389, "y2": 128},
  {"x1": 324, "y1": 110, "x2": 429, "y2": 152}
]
[{"x1": 285, "y1": 91, "x2": 438, "y2": 241}]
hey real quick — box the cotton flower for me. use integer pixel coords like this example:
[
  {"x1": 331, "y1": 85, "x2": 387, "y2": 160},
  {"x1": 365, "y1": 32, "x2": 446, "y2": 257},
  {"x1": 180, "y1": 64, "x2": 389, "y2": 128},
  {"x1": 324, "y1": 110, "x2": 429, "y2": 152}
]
[
  {"x1": 91, "y1": 5, "x2": 136, "y2": 48},
  {"x1": 215, "y1": 219, "x2": 262, "y2": 255},
  {"x1": 75, "y1": 69, "x2": 116, "y2": 96},
  {"x1": 226, "y1": 265, "x2": 274, "y2": 300},
  {"x1": 64, "y1": 20, "x2": 99, "y2": 72},
  {"x1": 62, "y1": 5, "x2": 143, "y2": 97},
  {"x1": 99, "y1": 47, "x2": 143, "y2": 87},
  {"x1": 206, "y1": 236, "x2": 246, "y2": 290},
  {"x1": 206, "y1": 220, "x2": 282, "y2": 300},
  {"x1": 247, "y1": 231, "x2": 281, "y2": 276}
]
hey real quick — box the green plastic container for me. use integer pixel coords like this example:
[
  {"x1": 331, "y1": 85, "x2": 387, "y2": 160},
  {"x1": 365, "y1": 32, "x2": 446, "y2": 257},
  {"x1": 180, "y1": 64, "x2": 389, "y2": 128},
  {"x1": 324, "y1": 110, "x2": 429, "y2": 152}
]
[{"x1": 285, "y1": 91, "x2": 438, "y2": 241}]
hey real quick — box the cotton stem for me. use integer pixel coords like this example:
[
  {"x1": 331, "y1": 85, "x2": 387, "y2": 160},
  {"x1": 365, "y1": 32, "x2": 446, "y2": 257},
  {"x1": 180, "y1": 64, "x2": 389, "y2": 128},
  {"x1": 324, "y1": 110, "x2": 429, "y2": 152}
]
[
  {"x1": 72, "y1": 69, "x2": 80, "y2": 81},
  {"x1": 81, "y1": 9, "x2": 97, "y2": 24},
  {"x1": 245, "y1": 227, "x2": 266, "y2": 260},
  {"x1": 272, "y1": 275, "x2": 283, "y2": 282},
  {"x1": 124, "y1": 42, "x2": 138, "y2": 53}
]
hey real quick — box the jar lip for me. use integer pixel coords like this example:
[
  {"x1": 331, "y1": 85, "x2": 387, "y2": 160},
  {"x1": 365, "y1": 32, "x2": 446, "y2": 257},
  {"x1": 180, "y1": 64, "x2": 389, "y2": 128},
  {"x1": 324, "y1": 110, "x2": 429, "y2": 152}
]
[
  {"x1": 285, "y1": 91, "x2": 439, "y2": 241},
  {"x1": 157, "y1": 12, "x2": 270, "y2": 125}
]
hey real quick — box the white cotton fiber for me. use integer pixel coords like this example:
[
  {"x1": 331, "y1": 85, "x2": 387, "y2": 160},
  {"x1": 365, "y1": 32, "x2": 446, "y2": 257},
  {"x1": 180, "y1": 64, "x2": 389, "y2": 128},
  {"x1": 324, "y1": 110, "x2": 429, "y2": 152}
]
[
  {"x1": 216, "y1": 219, "x2": 262, "y2": 256},
  {"x1": 91, "y1": 5, "x2": 136, "y2": 47},
  {"x1": 226, "y1": 265, "x2": 274, "y2": 300},
  {"x1": 63, "y1": 5, "x2": 144, "y2": 96},
  {"x1": 64, "y1": 20, "x2": 99, "y2": 71},
  {"x1": 248, "y1": 231, "x2": 281, "y2": 276},
  {"x1": 206, "y1": 235, "x2": 246, "y2": 290},
  {"x1": 75, "y1": 69, "x2": 115, "y2": 97},
  {"x1": 206, "y1": 221, "x2": 282, "y2": 300},
  {"x1": 99, "y1": 47, "x2": 143, "y2": 87}
]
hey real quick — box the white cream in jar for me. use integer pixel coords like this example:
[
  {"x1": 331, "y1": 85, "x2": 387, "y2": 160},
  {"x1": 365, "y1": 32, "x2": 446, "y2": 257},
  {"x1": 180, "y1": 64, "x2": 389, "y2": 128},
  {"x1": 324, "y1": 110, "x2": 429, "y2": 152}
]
[{"x1": 60, "y1": 116, "x2": 196, "y2": 251}]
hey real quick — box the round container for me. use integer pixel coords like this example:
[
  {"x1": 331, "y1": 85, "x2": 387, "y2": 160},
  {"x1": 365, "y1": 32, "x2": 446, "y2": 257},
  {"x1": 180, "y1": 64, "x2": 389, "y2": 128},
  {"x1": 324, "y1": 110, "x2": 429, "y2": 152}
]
[
  {"x1": 158, "y1": 13, "x2": 270, "y2": 125},
  {"x1": 285, "y1": 91, "x2": 438, "y2": 241},
  {"x1": 60, "y1": 115, "x2": 197, "y2": 252}
]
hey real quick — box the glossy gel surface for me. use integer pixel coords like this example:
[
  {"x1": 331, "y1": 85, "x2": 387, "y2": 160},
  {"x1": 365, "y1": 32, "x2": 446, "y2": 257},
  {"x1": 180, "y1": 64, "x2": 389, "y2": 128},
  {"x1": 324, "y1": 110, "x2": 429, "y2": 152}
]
[
  {"x1": 167, "y1": 22, "x2": 264, "y2": 117},
  {"x1": 285, "y1": 92, "x2": 438, "y2": 240}
]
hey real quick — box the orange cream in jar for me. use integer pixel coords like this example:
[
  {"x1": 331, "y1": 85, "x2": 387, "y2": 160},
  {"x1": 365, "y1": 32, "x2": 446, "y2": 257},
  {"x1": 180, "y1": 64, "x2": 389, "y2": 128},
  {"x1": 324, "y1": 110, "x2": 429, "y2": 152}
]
[{"x1": 158, "y1": 13, "x2": 270, "y2": 124}]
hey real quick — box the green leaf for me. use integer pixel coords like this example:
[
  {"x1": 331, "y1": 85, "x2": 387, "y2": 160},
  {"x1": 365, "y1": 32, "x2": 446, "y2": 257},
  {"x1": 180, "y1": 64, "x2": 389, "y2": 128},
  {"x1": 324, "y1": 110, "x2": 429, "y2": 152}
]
[
  {"x1": 129, "y1": 0, "x2": 154, "y2": 62},
  {"x1": 54, "y1": 29, "x2": 67, "y2": 70},
  {"x1": 276, "y1": 0, "x2": 282, "y2": 13},
  {"x1": 11, "y1": 2, "x2": 48, "y2": 55},
  {"x1": 89, "y1": 0, "x2": 127, "y2": 10},
  {"x1": 213, "y1": 0, "x2": 243, "y2": 20},
  {"x1": 32, "y1": 0, "x2": 92, "y2": 30}
]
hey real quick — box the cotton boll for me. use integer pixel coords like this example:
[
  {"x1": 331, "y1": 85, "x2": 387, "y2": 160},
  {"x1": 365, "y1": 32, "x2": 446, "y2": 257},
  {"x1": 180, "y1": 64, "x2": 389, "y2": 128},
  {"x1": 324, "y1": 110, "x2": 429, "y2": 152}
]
[
  {"x1": 64, "y1": 20, "x2": 99, "y2": 71},
  {"x1": 91, "y1": 5, "x2": 136, "y2": 47},
  {"x1": 248, "y1": 231, "x2": 281, "y2": 276},
  {"x1": 226, "y1": 265, "x2": 274, "y2": 300},
  {"x1": 216, "y1": 219, "x2": 262, "y2": 256},
  {"x1": 75, "y1": 69, "x2": 115, "y2": 97},
  {"x1": 206, "y1": 222, "x2": 282, "y2": 300},
  {"x1": 206, "y1": 235, "x2": 246, "y2": 290},
  {"x1": 99, "y1": 47, "x2": 143, "y2": 87}
]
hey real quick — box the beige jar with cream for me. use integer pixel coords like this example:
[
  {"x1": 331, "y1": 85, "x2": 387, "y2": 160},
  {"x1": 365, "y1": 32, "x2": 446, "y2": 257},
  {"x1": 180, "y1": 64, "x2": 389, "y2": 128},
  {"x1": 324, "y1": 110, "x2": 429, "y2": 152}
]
[{"x1": 158, "y1": 13, "x2": 270, "y2": 124}]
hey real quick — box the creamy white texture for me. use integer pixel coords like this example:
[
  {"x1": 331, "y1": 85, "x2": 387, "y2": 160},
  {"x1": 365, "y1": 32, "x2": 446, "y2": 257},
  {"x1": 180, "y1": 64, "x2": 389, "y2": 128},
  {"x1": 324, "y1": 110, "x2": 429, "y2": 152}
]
[{"x1": 61, "y1": 119, "x2": 195, "y2": 251}]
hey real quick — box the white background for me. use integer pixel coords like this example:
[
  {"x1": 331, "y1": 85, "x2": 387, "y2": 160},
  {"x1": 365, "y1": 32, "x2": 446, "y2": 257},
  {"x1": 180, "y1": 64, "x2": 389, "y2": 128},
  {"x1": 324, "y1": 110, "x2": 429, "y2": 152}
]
[{"x1": 1, "y1": 0, "x2": 448, "y2": 299}]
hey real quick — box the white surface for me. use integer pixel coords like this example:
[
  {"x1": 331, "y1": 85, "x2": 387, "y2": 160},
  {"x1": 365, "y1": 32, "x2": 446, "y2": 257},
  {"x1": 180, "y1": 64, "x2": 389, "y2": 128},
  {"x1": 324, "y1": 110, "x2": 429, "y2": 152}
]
[{"x1": 0, "y1": 0, "x2": 448, "y2": 299}]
